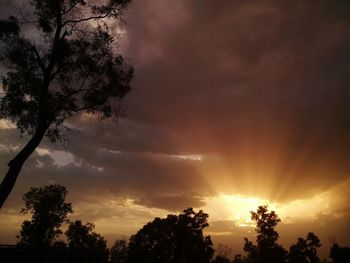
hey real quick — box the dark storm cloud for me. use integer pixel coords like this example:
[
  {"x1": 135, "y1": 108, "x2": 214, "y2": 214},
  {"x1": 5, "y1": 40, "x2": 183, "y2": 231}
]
[
  {"x1": 123, "y1": 0, "x2": 350, "y2": 200},
  {"x1": 126, "y1": 0, "x2": 350, "y2": 130}
]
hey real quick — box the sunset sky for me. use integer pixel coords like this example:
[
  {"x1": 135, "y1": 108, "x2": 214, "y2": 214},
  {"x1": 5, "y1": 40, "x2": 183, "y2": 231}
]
[{"x1": 1, "y1": 0, "x2": 350, "y2": 258}]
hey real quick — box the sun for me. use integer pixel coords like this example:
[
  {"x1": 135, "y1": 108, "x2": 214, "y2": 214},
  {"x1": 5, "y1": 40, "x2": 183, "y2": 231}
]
[
  {"x1": 203, "y1": 194, "x2": 272, "y2": 227},
  {"x1": 202, "y1": 192, "x2": 332, "y2": 227}
]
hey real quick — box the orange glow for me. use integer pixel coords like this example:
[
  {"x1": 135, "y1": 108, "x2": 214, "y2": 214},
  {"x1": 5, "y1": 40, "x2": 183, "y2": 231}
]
[{"x1": 202, "y1": 192, "x2": 332, "y2": 227}]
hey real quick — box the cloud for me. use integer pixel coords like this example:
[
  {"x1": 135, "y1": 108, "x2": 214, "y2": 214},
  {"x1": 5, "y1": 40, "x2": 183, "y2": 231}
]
[
  {"x1": 2, "y1": 0, "x2": 350, "y2": 207},
  {"x1": 1, "y1": 0, "x2": 350, "y2": 253},
  {"x1": 134, "y1": 193, "x2": 206, "y2": 211},
  {"x1": 121, "y1": 0, "x2": 350, "y2": 201}
]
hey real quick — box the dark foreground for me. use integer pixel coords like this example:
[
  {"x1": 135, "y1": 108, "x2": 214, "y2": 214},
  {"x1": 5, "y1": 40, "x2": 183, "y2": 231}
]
[{"x1": 0, "y1": 245, "x2": 108, "y2": 263}]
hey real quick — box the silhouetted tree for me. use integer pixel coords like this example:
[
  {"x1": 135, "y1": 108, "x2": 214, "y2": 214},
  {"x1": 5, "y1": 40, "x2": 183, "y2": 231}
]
[
  {"x1": 211, "y1": 255, "x2": 231, "y2": 263},
  {"x1": 217, "y1": 243, "x2": 233, "y2": 258},
  {"x1": 110, "y1": 239, "x2": 128, "y2": 263},
  {"x1": 243, "y1": 205, "x2": 286, "y2": 263},
  {"x1": 232, "y1": 254, "x2": 244, "y2": 263},
  {"x1": 243, "y1": 237, "x2": 258, "y2": 263},
  {"x1": 288, "y1": 232, "x2": 321, "y2": 263},
  {"x1": 0, "y1": 0, "x2": 133, "y2": 209},
  {"x1": 17, "y1": 184, "x2": 72, "y2": 248},
  {"x1": 127, "y1": 208, "x2": 214, "y2": 263},
  {"x1": 212, "y1": 243, "x2": 233, "y2": 263},
  {"x1": 329, "y1": 244, "x2": 350, "y2": 263},
  {"x1": 66, "y1": 220, "x2": 107, "y2": 251}
]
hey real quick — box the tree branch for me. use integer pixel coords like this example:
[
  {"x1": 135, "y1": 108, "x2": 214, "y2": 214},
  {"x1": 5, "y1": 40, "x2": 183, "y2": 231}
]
[
  {"x1": 65, "y1": 75, "x2": 90, "y2": 97},
  {"x1": 62, "y1": 105, "x2": 96, "y2": 113},
  {"x1": 62, "y1": 13, "x2": 109, "y2": 27},
  {"x1": 32, "y1": 46, "x2": 46, "y2": 74},
  {"x1": 61, "y1": 1, "x2": 79, "y2": 16}
]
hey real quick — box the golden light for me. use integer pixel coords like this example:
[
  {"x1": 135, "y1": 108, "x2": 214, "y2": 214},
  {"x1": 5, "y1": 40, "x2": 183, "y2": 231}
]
[
  {"x1": 202, "y1": 194, "x2": 272, "y2": 227},
  {"x1": 202, "y1": 192, "x2": 332, "y2": 227}
]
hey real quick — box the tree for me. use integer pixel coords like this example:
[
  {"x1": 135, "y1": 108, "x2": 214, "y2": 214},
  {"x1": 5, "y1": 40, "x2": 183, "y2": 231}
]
[
  {"x1": 211, "y1": 256, "x2": 231, "y2": 263},
  {"x1": 127, "y1": 208, "x2": 214, "y2": 263},
  {"x1": 66, "y1": 220, "x2": 107, "y2": 250},
  {"x1": 288, "y1": 232, "x2": 321, "y2": 263},
  {"x1": 110, "y1": 239, "x2": 128, "y2": 263},
  {"x1": 0, "y1": 0, "x2": 133, "y2": 208},
  {"x1": 17, "y1": 184, "x2": 72, "y2": 248},
  {"x1": 216, "y1": 243, "x2": 233, "y2": 258},
  {"x1": 211, "y1": 243, "x2": 232, "y2": 263},
  {"x1": 329, "y1": 243, "x2": 350, "y2": 263},
  {"x1": 243, "y1": 205, "x2": 286, "y2": 263},
  {"x1": 232, "y1": 254, "x2": 244, "y2": 263}
]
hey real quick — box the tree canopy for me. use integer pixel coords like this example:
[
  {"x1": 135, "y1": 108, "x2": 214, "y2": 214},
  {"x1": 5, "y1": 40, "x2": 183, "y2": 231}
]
[
  {"x1": 127, "y1": 208, "x2": 214, "y2": 263},
  {"x1": 0, "y1": 0, "x2": 133, "y2": 208},
  {"x1": 17, "y1": 184, "x2": 72, "y2": 248},
  {"x1": 11, "y1": 197, "x2": 350, "y2": 263},
  {"x1": 110, "y1": 239, "x2": 128, "y2": 263},
  {"x1": 243, "y1": 205, "x2": 286, "y2": 263},
  {"x1": 66, "y1": 220, "x2": 107, "y2": 251},
  {"x1": 288, "y1": 232, "x2": 321, "y2": 263},
  {"x1": 330, "y1": 243, "x2": 350, "y2": 263}
]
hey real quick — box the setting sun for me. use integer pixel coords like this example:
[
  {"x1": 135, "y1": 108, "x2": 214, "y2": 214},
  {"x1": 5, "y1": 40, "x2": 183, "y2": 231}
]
[
  {"x1": 203, "y1": 194, "x2": 270, "y2": 227},
  {"x1": 202, "y1": 192, "x2": 332, "y2": 228}
]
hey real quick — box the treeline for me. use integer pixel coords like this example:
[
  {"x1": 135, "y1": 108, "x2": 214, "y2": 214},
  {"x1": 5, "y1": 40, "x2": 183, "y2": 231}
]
[{"x1": 2, "y1": 184, "x2": 349, "y2": 263}]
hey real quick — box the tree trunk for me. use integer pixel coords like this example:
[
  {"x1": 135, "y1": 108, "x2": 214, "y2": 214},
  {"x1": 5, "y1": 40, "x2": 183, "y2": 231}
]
[{"x1": 0, "y1": 125, "x2": 48, "y2": 209}]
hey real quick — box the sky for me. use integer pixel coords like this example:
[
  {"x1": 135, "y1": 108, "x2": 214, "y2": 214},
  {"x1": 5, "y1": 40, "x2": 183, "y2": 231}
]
[{"x1": 1, "y1": 0, "x2": 350, "y2": 259}]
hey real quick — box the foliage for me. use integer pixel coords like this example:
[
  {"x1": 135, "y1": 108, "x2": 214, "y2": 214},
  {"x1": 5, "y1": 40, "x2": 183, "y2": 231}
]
[
  {"x1": 243, "y1": 205, "x2": 286, "y2": 263},
  {"x1": 17, "y1": 184, "x2": 72, "y2": 248},
  {"x1": 232, "y1": 254, "x2": 244, "y2": 263},
  {"x1": 211, "y1": 243, "x2": 232, "y2": 263},
  {"x1": 13, "y1": 200, "x2": 350, "y2": 263},
  {"x1": 288, "y1": 232, "x2": 321, "y2": 263},
  {"x1": 329, "y1": 243, "x2": 350, "y2": 263},
  {"x1": 216, "y1": 243, "x2": 233, "y2": 258},
  {"x1": 0, "y1": 0, "x2": 133, "y2": 138},
  {"x1": 0, "y1": 0, "x2": 133, "y2": 209},
  {"x1": 127, "y1": 208, "x2": 214, "y2": 263},
  {"x1": 110, "y1": 239, "x2": 128, "y2": 263},
  {"x1": 66, "y1": 220, "x2": 107, "y2": 250},
  {"x1": 211, "y1": 255, "x2": 231, "y2": 263}
]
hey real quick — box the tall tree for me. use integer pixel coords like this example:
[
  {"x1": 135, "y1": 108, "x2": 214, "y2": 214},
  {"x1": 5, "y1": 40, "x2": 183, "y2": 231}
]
[
  {"x1": 127, "y1": 208, "x2": 214, "y2": 263},
  {"x1": 0, "y1": 0, "x2": 133, "y2": 208},
  {"x1": 17, "y1": 184, "x2": 72, "y2": 248},
  {"x1": 288, "y1": 232, "x2": 321, "y2": 263},
  {"x1": 243, "y1": 205, "x2": 286, "y2": 263}
]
